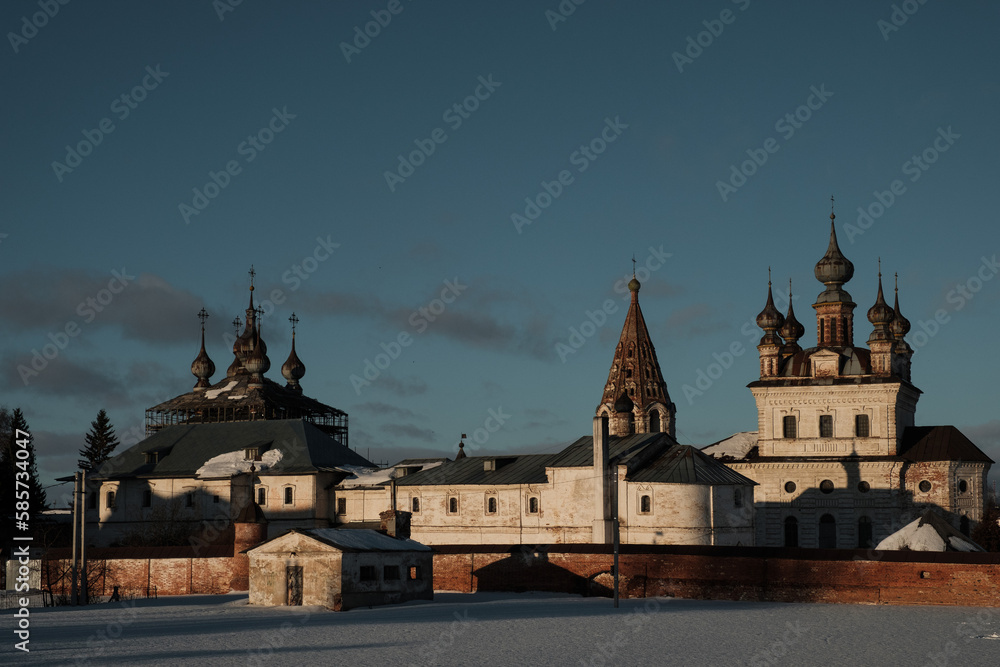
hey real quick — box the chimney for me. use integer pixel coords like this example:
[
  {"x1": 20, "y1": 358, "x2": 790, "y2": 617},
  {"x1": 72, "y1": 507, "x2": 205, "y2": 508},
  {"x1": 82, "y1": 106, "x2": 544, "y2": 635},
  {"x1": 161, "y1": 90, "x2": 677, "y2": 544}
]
[{"x1": 592, "y1": 415, "x2": 612, "y2": 544}]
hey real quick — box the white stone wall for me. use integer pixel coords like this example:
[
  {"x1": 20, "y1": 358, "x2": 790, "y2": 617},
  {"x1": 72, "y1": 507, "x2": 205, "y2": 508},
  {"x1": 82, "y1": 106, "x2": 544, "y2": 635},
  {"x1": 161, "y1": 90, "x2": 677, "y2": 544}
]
[{"x1": 751, "y1": 383, "x2": 919, "y2": 458}]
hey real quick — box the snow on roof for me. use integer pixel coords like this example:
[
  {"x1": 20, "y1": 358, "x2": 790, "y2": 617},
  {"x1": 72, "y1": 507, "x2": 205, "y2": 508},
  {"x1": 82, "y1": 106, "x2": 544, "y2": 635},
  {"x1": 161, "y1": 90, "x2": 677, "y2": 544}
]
[
  {"x1": 196, "y1": 448, "x2": 282, "y2": 478},
  {"x1": 875, "y1": 510, "x2": 985, "y2": 552},
  {"x1": 336, "y1": 461, "x2": 446, "y2": 488},
  {"x1": 203, "y1": 380, "x2": 238, "y2": 399},
  {"x1": 702, "y1": 432, "x2": 758, "y2": 459},
  {"x1": 306, "y1": 528, "x2": 432, "y2": 552}
]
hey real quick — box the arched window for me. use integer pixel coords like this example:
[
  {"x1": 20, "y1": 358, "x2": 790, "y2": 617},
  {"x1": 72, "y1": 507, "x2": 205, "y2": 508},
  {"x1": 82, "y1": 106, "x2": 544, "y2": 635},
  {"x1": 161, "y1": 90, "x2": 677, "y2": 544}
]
[
  {"x1": 486, "y1": 497, "x2": 497, "y2": 514},
  {"x1": 784, "y1": 516, "x2": 798, "y2": 548},
  {"x1": 411, "y1": 497, "x2": 420, "y2": 513},
  {"x1": 528, "y1": 497, "x2": 539, "y2": 514},
  {"x1": 960, "y1": 515, "x2": 970, "y2": 536},
  {"x1": 858, "y1": 516, "x2": 873, "y2": 548},
  {"x1": 448, "y1": 496, "x2": 459, "y2": 514},
  {"x1": 819, "y1": 514, "x2": 837, "y2": 549},
  {"x1": 284, "y1": 487, "x2": 294, "y2": 505},
  {"x1": 106, "y1": 490, "x2": 116, "y2": 509},
  {"x1": 649, "y1": 411, "x2": 660, "y2": 433},
  {"x1": 640, "y1": 495, "x2": 651, "y2": 514},
  {"x1": 782, "y1": 416, "x2": 797, "y2": 438}
]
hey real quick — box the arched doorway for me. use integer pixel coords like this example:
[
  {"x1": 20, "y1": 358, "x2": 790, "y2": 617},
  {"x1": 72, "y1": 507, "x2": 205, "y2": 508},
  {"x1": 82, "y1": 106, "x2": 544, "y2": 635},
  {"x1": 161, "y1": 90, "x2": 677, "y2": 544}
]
[
  {"x1": 784, "y1": 516, "x2": 798, "y2": 547},
  {"x1": 857, "y1": 516, "x2": 873, "y2": 548},
  {"x1": 819, "y1": 514, "x2": 836, "y2": 549}
]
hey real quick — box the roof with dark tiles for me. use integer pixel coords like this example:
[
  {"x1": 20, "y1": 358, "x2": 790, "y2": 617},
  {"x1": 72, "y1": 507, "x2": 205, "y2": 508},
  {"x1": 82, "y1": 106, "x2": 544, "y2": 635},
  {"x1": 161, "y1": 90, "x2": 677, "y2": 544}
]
[{"x1": 91, "y1": 419, "x2": 374, "y2": 480}]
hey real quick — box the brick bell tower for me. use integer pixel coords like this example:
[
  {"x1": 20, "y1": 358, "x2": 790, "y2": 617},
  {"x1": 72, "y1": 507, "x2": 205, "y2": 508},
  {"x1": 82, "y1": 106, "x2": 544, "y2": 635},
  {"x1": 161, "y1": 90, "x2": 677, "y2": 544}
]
[{"x1": 597, "y1": 272, "x2": 676, "y2": 437}]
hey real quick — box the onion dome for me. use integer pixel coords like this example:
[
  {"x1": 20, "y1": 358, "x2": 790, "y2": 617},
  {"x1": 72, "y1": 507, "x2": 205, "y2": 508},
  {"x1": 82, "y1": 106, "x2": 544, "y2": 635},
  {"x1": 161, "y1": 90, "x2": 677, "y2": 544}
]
[
  {"x1": 191, "y1": 308, "x2": 215, "y2": 389},
  {"x1": 814, "y1": 213, "x2": 855, "y2": 286},
  {"x1": 867, "y1": 270, "x2": 894, "y2": 327},
  {"x1": 281, "y1": 314, "x2": 306, "y2": 392},
  {"x1": 613, "y1": 391, "x2": 634, "y2": 414},
  {"x1": 245, "y1": 313, "x2": 270, "y2": 387},
  {"x1": 779, "y1": 280, "x2": 805, "y2": 345},
  {"x1": 628, "y1": 276, "x2": 640, "y2": 293},
  {"x1": 889, "y1": 273, "x2": 911, "y2": 340},
  {"x1": 814, "y1": 211, "x2": 855, "y2": 307},
  {"x1": 226, "y1": 355, "x2": 241, "y2": 378},
  {"x1": 756, "y1": 276, "x2": 786, "y2": 333}
]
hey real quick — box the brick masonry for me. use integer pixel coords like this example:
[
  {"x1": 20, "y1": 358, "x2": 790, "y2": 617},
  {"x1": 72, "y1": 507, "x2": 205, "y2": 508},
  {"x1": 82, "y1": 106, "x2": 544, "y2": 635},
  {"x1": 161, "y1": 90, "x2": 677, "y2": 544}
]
[
  {"x1": 41, "y1": 544, "x2": 1000, "y2": 606},
  {"x1": 432, "y1": 545, "x2": 1000, "y2": 606}
]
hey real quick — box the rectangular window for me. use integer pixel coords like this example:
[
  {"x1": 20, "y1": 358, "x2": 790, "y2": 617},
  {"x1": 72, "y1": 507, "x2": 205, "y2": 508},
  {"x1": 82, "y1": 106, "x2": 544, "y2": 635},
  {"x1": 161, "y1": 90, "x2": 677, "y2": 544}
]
[
  {"x1": 106, "y1": 490, "x2": 116, "y2": 509},
  {"x1": 284, "y1": 487, "x2": 294, "y2": 505},
  {"x1": 337, "y1": 497, "x2": 346, "y2": 515},
  {"x1": 359, "y1": 565, "x2": 376, "y2": 582},
  {"x1": 257, "y1": 487, "x2": 266, "y2": 506},
  {"x1": 212, "y1": 494, "x2": 220, "y2": 504},
  {"x1": 409, "y1": 566, "x2": 421, "y2": 580},
  {"x1": 383, "y1": 565, "x2": 400, "y2": 581},
  {"x1": 142, "y1": 489, "x2": 152, "y2": 508},
  {"x1": 782, "y1": 416, "x2": 797, "y2": 438},
  {"x1": 734, "y1": 487, "x2": 744, "y2": 508},
  {"x1": 411, "y1": 497, "x2": 420, "y2": 513},
  {"x1": 855, "y1": 414, "x2": 870, "y2": 437},
  {"x1": 819, "y1": 415, "x2": 833, "y2": 438},
  {"x1": 245, "y1": 447, "x2": 261, "y2": 461},
  {"x1": 185, "y1": 492, "x2": 194, "y2": 508},
  {"x1": 486, "y1": 496, "x2": 497, "y2": 514}
]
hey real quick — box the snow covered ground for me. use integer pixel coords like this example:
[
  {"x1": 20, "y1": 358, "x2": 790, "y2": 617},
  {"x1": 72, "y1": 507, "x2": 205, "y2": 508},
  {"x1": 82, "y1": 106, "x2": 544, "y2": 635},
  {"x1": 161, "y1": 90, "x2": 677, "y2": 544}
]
[{"x1": 6, "y1": 592, "x2": 999, "y2": 666}]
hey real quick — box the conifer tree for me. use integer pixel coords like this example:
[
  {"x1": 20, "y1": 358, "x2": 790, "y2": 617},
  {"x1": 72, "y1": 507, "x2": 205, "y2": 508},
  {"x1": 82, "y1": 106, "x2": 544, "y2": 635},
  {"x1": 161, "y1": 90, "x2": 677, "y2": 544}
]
[
  {"x1": 78, "y1": 409, "x2": 120, "y2": 472},
  {"x1": 3, "y1": 408, "x2": 47, "y2": 514}
]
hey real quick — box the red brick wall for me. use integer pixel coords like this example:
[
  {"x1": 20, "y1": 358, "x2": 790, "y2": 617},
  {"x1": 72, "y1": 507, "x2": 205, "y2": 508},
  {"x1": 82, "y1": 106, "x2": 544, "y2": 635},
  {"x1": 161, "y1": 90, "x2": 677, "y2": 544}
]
[
  {"x1": 43, "y1": 557, "x2": 235, "y2": 597},
  {"x1": 432, "y1": 545, "x2": 1000, "y2": 606}
]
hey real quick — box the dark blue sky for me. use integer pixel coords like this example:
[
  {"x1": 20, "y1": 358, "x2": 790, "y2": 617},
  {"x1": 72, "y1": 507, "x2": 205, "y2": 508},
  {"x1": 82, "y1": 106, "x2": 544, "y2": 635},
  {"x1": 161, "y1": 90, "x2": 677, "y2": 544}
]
[{"x1": 2, "y1": 1, "x2": 998, "y2": 497}]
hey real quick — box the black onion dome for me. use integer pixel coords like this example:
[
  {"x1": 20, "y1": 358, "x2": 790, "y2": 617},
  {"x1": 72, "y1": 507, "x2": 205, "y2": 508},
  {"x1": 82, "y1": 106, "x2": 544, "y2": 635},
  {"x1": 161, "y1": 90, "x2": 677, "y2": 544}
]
[
  {"x1": 867, "y1": 273, "x2": 894, "y2": 325},
  {"x1": 815, "y1": 215, "x2": 855, "y2": 285},
  {"x1": 191, "y1": 331, "x2": 215, "y2": 388},
  {"x1": 282, "y1": 334, "x2": 306, "y2": 383},
  {"x1": 890, "y1": 280, "x2": 911, "y2": 339},
  {"x1": 756, "y1": 281, "x2": 785, "y2": 332},
  {"x1": 779, "y1": 300, "x2": 805, "y2": 342}
]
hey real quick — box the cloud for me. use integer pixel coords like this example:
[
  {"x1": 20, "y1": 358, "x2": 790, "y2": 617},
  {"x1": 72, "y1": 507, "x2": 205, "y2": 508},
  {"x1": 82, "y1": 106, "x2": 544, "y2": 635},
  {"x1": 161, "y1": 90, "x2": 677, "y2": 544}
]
[
  {"x1": 963, "y1": 420, "x2": 1000, "y2": 470},
  {"x1": 380, "y1": 423, "x2": 436, "y2": 443},
  {"x1": 377, "y1": 375, "x2": 429, "y2": 397},
  {"x1": 663, "y1": 303, "x2": 730, "y2": 338},
  {"x1": 0, "y1": 268, "x2": 204, "y2": 344},
  {"x1": 353, "y1": 401, "x2": 423, "y2": 421},
  {"x1": 298, "y1": 280, "x2": 563, "y2": 360}
]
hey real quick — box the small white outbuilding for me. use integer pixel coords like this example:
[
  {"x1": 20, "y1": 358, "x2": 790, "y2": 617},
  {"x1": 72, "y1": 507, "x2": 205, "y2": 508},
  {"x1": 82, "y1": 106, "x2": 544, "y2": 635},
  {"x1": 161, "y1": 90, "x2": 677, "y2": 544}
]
[{"x1": 247, "y1": 528, "x2": 433, "y2": 610}]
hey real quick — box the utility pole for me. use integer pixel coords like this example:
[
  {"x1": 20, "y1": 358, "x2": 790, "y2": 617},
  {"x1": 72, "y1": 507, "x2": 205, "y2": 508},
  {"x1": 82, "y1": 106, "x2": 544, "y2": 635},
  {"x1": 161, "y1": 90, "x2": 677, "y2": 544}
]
[
  {"x1": 613, "y1": 465, "x2": 620, "y2": 609},
  {"x1": 80, "y1": 469, "x2": 87, "y2": 605},
  {"x1": 71, "y1": 472, "x2": 79, "y2": 605}
]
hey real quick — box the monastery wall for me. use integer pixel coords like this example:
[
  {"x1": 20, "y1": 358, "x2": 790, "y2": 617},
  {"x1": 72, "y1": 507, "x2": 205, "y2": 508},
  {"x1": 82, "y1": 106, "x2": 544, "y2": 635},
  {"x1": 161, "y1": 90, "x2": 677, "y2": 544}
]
[{"x1": 432, "y1": 545, "x2": 1000, "y2": 606}]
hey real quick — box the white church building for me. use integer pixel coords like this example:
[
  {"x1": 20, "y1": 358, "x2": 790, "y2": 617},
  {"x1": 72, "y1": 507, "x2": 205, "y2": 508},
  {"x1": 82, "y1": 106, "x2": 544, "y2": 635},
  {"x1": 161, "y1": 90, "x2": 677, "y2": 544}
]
[{"x1": 703, "y1": 212, "x2": 993, "y2": 548}]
